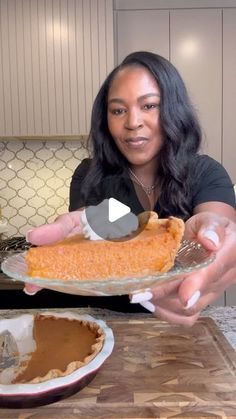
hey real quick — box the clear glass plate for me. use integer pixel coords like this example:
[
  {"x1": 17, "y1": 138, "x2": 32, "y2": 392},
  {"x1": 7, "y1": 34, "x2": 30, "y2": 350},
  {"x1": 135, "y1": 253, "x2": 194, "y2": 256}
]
[{"x1": 1, "y1": 240, "x2": 215, "y2": 297}]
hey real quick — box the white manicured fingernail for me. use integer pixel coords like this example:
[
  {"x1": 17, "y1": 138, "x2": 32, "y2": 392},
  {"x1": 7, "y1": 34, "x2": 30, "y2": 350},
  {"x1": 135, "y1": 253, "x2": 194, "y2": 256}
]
[
  {"x1": 185, "y1": 290, "x2": 201, "y2": 309},
  {"x1": 139, "y1": 301, "x2": 156, "y2": 313},
  {"x1": 25, "y1": 229, "x2": 33, "y2": 242},
  {"x1": 203, "y1": 230, "x2": 219, "y2": 246},
  {"x1": 23, "y1": 287, "x2": 37, "y2": 296},
  {"x1": 130, "y1": 291, "x2": 152, "y2": 304}
]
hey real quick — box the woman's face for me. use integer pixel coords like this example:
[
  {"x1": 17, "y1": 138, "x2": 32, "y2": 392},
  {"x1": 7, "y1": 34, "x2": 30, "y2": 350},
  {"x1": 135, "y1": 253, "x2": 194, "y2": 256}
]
[{"x1": 107, "y1": 66, "x2": 163, "y2": 167}]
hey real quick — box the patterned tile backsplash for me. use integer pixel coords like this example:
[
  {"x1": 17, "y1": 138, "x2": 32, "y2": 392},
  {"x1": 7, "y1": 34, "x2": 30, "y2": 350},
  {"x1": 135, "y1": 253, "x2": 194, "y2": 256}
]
[{"x1": 0, "y1": 140, "x2": 89, "y2": 238}]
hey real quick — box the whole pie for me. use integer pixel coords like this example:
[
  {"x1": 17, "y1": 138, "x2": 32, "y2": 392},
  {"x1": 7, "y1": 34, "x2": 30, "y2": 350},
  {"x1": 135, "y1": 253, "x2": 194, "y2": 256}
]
[
  {"x1": 13, "y1": 314, "x2": 105, "y2": 384},
  {"x1": 25, "y1": 212, "x2": 185, "y2": 281}
]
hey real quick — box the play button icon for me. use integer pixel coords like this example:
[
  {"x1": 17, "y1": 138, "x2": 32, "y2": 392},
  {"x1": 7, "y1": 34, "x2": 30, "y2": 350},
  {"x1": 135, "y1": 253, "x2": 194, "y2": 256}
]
[
  {"x1": 108, "y1": 198, "x2": 130, "y2": 222},
  {"x1": 83, "y1": 198, "x2": 139, "y2": 241},
  {"x1": 80, "y1": 172, "x2": 152, "y2": 241}
]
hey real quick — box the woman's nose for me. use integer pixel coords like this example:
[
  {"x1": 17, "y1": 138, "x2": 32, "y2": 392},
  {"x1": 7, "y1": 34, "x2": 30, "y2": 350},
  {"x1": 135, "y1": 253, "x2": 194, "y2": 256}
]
[{"x1": 125, "y1": 110, "x2": 143, "y2": 130}]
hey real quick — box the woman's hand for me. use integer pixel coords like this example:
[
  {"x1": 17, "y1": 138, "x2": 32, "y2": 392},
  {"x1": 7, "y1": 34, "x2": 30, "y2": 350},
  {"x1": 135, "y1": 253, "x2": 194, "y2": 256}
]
[
  {"x1": 24, "y1": 211, "x2": 83, "y2": 295},
  {"x1": 24, "y1": 200, "x2": 138, "y2": 294},
  {"x1": 131, "y1": 212, "x2": 236, "y2": 326},
  {"x1": 26, "y1": 211, "x2": 83, "y2": 246}
]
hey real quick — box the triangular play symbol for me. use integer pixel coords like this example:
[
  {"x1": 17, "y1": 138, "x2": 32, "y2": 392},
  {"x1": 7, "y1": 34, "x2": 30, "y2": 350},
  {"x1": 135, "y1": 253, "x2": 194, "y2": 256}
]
[{"x1": 108, "y1": 198, "x2": 131, "y2": 222}]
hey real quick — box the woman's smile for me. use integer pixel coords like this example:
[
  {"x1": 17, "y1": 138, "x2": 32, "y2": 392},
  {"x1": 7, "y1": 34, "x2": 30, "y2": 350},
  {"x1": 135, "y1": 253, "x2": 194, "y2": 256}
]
[{"x1": 124, "y1": 136, "x2": 149, "y2": 149}]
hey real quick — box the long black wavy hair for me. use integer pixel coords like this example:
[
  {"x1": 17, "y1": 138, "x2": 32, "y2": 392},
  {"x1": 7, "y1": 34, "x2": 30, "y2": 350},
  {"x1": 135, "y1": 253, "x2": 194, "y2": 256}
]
[{"x1": 81, "y1": 51, "x2": 202, "y2": 219}]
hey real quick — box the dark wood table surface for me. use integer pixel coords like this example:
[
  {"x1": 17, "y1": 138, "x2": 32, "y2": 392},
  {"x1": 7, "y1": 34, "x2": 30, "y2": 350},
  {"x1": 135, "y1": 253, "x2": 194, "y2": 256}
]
[{"x1": 0, "y1": 307, "x2": 235, "y2": 418}]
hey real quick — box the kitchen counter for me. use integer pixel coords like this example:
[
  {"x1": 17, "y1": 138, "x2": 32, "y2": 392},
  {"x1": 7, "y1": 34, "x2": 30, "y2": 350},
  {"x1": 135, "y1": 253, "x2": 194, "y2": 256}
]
[
  {"x1": 0, "y1": 303, "x2": 235, "y2": 345},
  {"x1": 0, "y1": 306, "x2": 235, "y2": 349},
  {"x1": 202, "y1": 305, "x2": 236, "y2": 349},
  {"x1": 1, "y1": 241, "x2": 236, "y2": 417},
  {"x1": 0, "y1": 307, "x2": 235, "y2": 417}
]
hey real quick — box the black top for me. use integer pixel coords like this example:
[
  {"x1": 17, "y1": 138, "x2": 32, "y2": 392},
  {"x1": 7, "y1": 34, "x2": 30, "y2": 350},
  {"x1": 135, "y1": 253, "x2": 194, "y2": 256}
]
[
  {"x1": 69, "y1": 154, "x2": 235, "y2": 214},
  {"x1": 66, "y1": 154, "x2": 235, "y2": 313}
]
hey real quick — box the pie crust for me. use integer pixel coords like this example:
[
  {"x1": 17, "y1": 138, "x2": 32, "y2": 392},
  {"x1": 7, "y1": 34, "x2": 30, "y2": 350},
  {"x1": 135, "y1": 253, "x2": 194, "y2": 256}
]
[{"x1": 13, "y1": 314, "x2": 105, "y2": 384}]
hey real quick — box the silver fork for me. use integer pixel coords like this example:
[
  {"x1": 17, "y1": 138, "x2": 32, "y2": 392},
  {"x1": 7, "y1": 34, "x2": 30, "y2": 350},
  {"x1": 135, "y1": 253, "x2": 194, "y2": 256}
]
[{"x1": 0, "y1": 330, "x2": 19, "y2": 371}]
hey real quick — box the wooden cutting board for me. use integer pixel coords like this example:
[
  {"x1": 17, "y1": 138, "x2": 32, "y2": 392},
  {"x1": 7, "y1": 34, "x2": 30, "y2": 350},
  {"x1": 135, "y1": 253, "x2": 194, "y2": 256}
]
[{"x1": 1, "y1": 316, "x2": 236, "y2": 418}]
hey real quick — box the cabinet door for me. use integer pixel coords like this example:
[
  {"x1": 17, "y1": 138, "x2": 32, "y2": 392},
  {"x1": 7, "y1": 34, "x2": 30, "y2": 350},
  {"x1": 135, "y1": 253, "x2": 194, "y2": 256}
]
[
  {"x1": 116, "y1": 10, "x2": 169, "y2": 63},
  {"x1": 222, "y1": 9, "x2": 236, "y2": 183},
  {"x1": 170, "y1": 9, "x2": 222, "y2": 163},
  {"x1": 0, "y1": 0, "x2": 114, "y2": 136}
]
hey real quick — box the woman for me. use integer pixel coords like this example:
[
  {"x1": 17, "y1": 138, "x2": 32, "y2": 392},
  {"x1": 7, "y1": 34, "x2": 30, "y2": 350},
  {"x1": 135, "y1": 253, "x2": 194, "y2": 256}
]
[
  {"x1": 69, "y1": 51, "x2": 235, "y2": 219},
  {"x1": 26, "y1": 51, "x2": 236, "y2": 325}
]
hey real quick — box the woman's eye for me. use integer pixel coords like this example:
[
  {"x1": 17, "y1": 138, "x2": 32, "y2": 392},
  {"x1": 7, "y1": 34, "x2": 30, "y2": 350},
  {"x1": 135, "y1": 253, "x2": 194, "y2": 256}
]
[
  {"x1": 110, "y1": 108, "x2": 126, "y2": 115},
  {"x1": 143, "y1": 103, "x2": 160, "y2": 110}
]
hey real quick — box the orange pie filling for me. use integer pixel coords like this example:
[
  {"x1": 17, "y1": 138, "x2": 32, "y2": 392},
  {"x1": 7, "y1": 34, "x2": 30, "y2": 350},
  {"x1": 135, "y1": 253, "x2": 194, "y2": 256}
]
[
  {"x1": 25, "y1": 212, "x2": 185, "y2": 281},
  {"x1": 13, "y1": 315, "x2": 105, "y2": 384}
]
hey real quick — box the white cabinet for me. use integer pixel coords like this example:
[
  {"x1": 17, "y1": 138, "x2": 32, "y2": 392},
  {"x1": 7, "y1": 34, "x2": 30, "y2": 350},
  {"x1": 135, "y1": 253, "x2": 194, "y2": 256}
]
[
  {"x1": 117, "y1": 10, "x2": 169, "y2": 61},
  {"x1": 222, "y1": 9, "x2": 236, "y2": 183},
  {"x1": 0, "y1": 0, "x2": 114, "y2": 136},
  {"x1": 170, "y1": 9, "x2": 222, "y2": 163},
  {"x1": 115, "y1": 2, "x2": 236, "y2": 183},
  {"x1": 115, "y1": 1, "x2": 236, "y2": 306}
]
